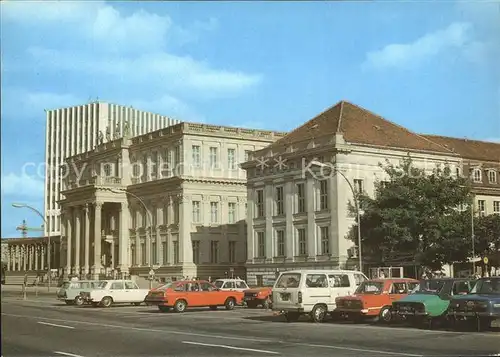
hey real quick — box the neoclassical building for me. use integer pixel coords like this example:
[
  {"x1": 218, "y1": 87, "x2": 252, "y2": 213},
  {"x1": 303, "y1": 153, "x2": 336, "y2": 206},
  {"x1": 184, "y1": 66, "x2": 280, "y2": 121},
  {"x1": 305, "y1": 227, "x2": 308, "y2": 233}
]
[
  {"x1": 59, "y1": 122, "x2": 285, "y2": 280},
  {"x1": 241, "y1": 101, "x2": 466, "y2": 285}
]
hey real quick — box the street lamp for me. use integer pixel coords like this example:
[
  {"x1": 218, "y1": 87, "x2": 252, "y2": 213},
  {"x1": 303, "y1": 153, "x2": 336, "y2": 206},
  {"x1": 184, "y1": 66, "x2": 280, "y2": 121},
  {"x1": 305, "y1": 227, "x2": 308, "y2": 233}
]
[
  {"x1": 12, "y1": 203, "x2": 52, "y2": 292},
  {"x1": 309, "y1": 161, "x2": 363, "y2": 272},
  {"x1": 108, "y1": 189, "x2": 154, "y2": 281}
]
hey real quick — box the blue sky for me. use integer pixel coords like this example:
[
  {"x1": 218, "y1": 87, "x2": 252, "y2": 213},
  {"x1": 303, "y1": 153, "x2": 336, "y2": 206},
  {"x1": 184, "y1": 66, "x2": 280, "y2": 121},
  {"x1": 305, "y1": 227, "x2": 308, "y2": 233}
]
[{"x1": 1, "y1": 0, "x2": 499, "y2": 238}]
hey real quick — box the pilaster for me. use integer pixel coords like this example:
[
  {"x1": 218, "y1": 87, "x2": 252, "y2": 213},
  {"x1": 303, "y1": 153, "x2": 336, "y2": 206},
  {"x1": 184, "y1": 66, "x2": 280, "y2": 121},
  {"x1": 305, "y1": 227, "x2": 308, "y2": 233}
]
[
  {"x1": 119, "y1": 202, "x2": 130, "y2": 273},
  {"x1": 84, "y1": 204, "x2": 91, "y2": 275},
  {"x1": 306, "y1": 177, "x2": 316, "y2": 258},
  {"x1": 246, "y1": 188, "x2": 254, "y2": 263}
]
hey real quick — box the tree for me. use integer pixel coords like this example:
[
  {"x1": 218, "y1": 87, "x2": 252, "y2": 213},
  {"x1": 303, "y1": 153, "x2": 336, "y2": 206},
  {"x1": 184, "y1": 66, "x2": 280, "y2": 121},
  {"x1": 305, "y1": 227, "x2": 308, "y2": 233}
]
[
  {"x1": 474, "y1": 214, "x2": 500, "y2": 266},
  {"x1": 348, "y1": 155, "x2": 472, "y2": 271}
]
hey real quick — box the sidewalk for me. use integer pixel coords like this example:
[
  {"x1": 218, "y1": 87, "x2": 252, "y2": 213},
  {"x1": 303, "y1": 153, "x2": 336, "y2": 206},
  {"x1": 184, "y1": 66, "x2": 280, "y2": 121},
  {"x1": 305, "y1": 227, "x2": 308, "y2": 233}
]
[{"x1": 1, "y1": 284, "x2": 56, "y2": 296}]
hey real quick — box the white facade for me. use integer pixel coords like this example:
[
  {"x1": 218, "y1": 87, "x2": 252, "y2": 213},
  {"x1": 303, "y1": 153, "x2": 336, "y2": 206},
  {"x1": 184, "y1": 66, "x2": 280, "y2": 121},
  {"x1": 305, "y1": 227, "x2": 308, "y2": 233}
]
[
  {"x1": 60, "y1": 123, "x2": 285, "y2": 280},
  {"x1": 243, "y1": 135, "x2": 461, "y2": 286},
  {"x1": 44, "y1": 102, "x2": 179, "y2": 236}
]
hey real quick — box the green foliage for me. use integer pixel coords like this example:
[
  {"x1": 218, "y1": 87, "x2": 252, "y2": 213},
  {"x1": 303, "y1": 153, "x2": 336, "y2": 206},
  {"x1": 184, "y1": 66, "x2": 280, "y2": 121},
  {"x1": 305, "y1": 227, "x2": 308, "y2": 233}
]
[
  {"x1": 348, "y1": 155, "x2": 472, "y2": 271},
  {"x1": 474, "y1": 214, "x2": 500, "y2": 258}
]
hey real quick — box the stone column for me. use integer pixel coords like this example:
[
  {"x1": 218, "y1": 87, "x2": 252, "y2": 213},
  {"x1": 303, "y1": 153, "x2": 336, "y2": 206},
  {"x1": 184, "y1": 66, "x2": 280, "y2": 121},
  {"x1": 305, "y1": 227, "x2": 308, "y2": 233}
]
[
  {"x1": 118, "y1": 202, "x2": 130, "y2": 274},
  {"x1": 7, "y1": 246, "x2": 11, "y2": 271},
  {"x1": 41, "y1": 246, "x2": 45, "y2": 272},
  {"x1": 23, "y1": 245, "x2": 28, "y2": 271},
  {"x1": 27, "y1": 245, "x2": 32, "y2": 271},
  {"x1": 93, "y1": 202, "x2": 103, "y2": 278},
  {"x1": 84, "y1": 204, "x2": 91, "y2": 275},
  {"x1": 66, "y1": 207, "x2": 73, "y2": 275},
  {"x1": 75, "y1": 207, "x2": 81, "y2": 274},
  {"x1": 35, "y1": 245, "x2": 39, "y2": 271}
]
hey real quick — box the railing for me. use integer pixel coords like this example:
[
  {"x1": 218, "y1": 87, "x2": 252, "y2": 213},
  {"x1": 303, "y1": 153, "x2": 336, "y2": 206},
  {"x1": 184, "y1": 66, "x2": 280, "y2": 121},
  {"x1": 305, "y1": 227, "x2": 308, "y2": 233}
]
[{"x1": 63, "y1": 176, "x2": 123, "y2": 189}]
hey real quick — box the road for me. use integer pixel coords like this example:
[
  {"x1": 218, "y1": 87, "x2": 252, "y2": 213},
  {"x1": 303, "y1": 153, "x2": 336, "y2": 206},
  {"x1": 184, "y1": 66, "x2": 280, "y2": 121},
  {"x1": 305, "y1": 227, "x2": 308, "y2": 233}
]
[{"x1": 1, "y1": 294, "x2": 500, "y2": 357}]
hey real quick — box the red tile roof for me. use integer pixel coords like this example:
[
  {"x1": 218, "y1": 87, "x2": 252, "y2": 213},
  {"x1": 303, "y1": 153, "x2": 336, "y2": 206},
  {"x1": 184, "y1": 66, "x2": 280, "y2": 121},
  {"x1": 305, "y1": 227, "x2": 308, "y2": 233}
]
[{"x1": 422, "y1": 135, "x2": 500, "y2": 163}]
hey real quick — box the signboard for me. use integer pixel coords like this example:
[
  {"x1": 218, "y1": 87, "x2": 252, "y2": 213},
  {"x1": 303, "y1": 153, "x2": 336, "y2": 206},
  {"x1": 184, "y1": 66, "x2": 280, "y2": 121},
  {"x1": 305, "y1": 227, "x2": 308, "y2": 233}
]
[{"x1": 483, "y1": 257, "x2": 489, "y2": 265}]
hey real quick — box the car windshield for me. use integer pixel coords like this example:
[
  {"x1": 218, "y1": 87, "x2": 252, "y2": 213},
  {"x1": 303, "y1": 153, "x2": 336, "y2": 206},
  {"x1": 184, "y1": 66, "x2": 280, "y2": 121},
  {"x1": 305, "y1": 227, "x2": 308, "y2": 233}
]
[
  {"x1": 214, "y1": 281, "x2": 224, "y2": 288},
  {"x1": 275, "y1": 273, "x2": 301, "y2": 288},
  {"x1": 414, "y1": 280, "x2": 446, "y2": 294},
  {"x1": 470, "y1": 278, "x2": 500, "y2": 294},
  {"x1": 355, "y1": 281, "x2": 384, "y2": 294},
  {"x1": 155, "y1": 283, "x2": 173, "y2": 291}
]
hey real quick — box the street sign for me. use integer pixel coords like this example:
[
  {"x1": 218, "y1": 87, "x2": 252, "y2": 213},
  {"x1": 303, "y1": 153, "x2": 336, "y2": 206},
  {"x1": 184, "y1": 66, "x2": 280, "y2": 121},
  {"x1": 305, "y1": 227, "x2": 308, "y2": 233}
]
[
  {"x1": 483, "y1": 257, "x2": 489, "y2": 264},
  {"x1": 229, "y1": 268, "x2": 234, "y2": 273}
]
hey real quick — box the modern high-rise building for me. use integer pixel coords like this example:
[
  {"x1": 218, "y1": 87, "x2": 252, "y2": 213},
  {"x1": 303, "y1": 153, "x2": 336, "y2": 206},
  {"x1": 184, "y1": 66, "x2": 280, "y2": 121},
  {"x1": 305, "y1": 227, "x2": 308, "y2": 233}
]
[{"x1": 44, "y1": 101, "x2": 179, "y2": 236}]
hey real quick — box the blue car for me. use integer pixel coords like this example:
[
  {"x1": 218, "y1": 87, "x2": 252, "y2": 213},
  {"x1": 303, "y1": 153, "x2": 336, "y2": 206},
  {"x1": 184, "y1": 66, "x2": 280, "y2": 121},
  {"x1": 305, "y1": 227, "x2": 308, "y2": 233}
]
[{"x1": 447, "y1": 276, "x2": 500, "y2": 331}]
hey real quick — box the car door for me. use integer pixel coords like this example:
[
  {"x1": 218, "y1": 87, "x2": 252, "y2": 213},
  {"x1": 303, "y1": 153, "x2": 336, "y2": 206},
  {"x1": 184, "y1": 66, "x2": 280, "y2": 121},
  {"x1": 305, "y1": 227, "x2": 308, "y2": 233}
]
[
  {"x1": 304, "y1": 273, "x2": 330, "y2": 310},
  {"x1": 223, "y1": 281, "x2": 235, "y2": 291},
  {"x1": 109, "y1": 281, "x2": 126, "y2": 302},
  {"x1": 124, "y1": 281, "x2": 143, "y2": 302},
  {"x1": 388, "y1": 282, "x2": 407, "y2": 304},
  {"x1": 199, "y1": 281, "x2": 220, "y2": 306},
  {"x1": 235, "y1": 281, "x2": 248, "y2": 292}
]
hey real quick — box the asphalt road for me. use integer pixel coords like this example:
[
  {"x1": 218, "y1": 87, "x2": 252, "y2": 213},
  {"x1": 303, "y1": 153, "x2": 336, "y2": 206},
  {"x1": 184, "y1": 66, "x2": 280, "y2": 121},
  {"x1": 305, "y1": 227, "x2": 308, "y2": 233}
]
[{"x1": 1, "y1": 294, "x2": 500, "y2": 357}]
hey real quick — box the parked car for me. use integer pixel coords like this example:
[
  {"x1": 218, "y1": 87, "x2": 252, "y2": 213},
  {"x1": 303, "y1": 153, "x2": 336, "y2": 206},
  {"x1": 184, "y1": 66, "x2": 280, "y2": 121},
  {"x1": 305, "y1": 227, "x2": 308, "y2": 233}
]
[
  {"x1": 335, "y1": 278, "x2": 419, "y2": 323},
  {"x1": 448, "y1": 276, "x2": 500, "y2": 331},
  {"x1": 144, "y1": 280, "x2": 244, "y2": 313},
  {"x1": 392, "y1": 278, "x2": 475, "y2": 328},
  {"x1": 243, "y1": 285, "x2": 273, "y2": 309},
  {"x1": 213, "y1": 278, "x2": 249, "y2": 292},
  {"x1": 56, "y1": 280, "x2": 101, "y2": 305},
  {"x1": 272, "y1": 269, "x2": 368, "y2": 323},
  {"x1": 79, "y1": 280, "x2": 150, "y2": 307}
]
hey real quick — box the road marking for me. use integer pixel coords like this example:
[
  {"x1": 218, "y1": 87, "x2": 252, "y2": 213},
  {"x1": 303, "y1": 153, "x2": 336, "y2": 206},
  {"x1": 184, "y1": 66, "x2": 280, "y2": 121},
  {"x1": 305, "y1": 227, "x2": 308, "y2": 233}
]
[
  {"x1": 182, "y1": 341, "x2": 279, "y2": 354},
  {"x1": 37, "y1": 321, "x2": 75, "y2": 329},
  {"x1": 54, "y1": 352, "x2": 83, "y2": 357},
  {"x1": 2, "y1": 313, "x2": 272, "y2": 343},
  {"x1": 296, "y1": 343, "x2": 422, "y2": 356}
]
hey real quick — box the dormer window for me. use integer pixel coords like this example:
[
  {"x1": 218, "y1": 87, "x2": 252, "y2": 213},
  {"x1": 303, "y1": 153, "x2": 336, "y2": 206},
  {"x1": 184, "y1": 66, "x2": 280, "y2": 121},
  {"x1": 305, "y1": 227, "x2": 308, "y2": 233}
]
[
  {"x1": 472, "y1": 169, "x2": 482, "y2": 183},
  {"x1": 488, "y1": 170, "x2": 497, "y2": 184}
]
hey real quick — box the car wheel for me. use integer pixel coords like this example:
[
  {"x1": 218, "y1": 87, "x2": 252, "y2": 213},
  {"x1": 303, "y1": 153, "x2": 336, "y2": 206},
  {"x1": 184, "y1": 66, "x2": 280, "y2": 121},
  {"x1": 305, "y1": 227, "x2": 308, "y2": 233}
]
[
  {"x1": 74, "y1": 296, "x2": 84, "y2": 306},
  {"x1": 284, "y1": 312, "x2": 300, "y2": 322},
  {"x1": 174, "y1": 299, "x2": 187, "y2": 313},
  {"x1": 100, "y1": 296, "x2": 113, "y2": 308},
  {"x1": 224, "y1": 298, "x2": 236, "y2": 310},
  {"x1": 158, "y1": 306, "x2": 170, "y2": 313},
  {"x1": 209, "y1": 305, "x2": 218, "y2": 310},
  {"x1": 378, "y1": 306, "x2": 392, "y2": 323},
  {"x1": 311, "y1": 304, "x2": 327, "y2": 323}
]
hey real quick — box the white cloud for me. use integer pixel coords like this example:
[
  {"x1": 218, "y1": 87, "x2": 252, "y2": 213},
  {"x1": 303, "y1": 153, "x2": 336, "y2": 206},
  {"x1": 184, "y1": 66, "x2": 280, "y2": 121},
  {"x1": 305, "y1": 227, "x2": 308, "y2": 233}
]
[
  {"x1": 2, "y1": 1, "x2": 262, "y2": 97},
  {"x1": 129, "y1": 95, "x2": 205, "y2": 123},
  {"x1": 363, "y1": 22, "x2": 473, "y2": 70},
  {"x1": 1, "y1": 173, "x2": 44, "y2": 199},
  {"x1": 1, "y1": 88, "x2": 81, "y2": 119}
]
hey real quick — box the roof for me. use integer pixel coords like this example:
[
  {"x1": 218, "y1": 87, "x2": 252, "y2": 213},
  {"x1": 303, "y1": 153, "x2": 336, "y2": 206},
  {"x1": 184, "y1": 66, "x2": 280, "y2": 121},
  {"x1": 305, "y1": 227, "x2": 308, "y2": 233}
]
[
  {"x1": 261, "y1": 101, "x2": 454, "y2": 155},
  {"x1": 422, "y1": 135, "x2": 500, "y2": 163}
]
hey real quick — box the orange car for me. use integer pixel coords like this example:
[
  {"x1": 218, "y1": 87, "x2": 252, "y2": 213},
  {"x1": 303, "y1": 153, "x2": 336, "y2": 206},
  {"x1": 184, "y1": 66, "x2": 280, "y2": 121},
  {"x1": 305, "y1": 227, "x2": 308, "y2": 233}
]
[
  {"x1": 335, "y1": 278, "x2": 419, "y2": 323},
  {"x1": 144, "y1": 280, "x2": 243, "y2": 313},
  {"x1": 243, "y1": 286, "x2": 272, "y2": 309}
]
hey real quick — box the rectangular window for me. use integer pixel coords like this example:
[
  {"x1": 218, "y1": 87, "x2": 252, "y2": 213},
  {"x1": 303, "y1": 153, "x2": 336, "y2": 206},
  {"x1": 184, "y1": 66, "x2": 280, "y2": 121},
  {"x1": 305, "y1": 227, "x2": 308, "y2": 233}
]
[
  {"x1": 488, "y1": 170, "x2": 497, "y2": 184},
  {"x1": 494, "y1": 201, "x2": 500, "y2": 214},
  {"x1": 229, "y1": 241, "x2": 236, "y2": 263},
  {"x1": 192, "y1": 145, "x2": 201, "y2": 167},
  {"x1": 210, "y1": 202, "x2": 219, "y2": 223},
  {"x1": 174, "y1": 146, "x2": 181, "y2": 166},
  {"x1": 228, "y1": 202, "x2": 236, "y2": 223},
  {"x1": 297, "y1": 228, "x2": 307, "y2": 255},
  {"x1": 151, "y1": 241, "x2": 158, "y2": 264},
  {"x1": 162, "y1": 241, "x2": 168, "y2": 265},
  {"x1": 319, "y1": 180, "x2": 328, "y2": 210},
  {"x1": 162, "y1": 205, "x2": 168, "y2": 225},
  {"x1": 192, "y1": 201, "x2": 201, "y2": 223},
  {"x1": 297, "y1": 183, "x2": 305, "y2": 213},
  {"x1": 478, "y1": 200, "x2": 486, "y2": 216},
  {"x1": 276, "y1": 230, "x2": 285, "y2": 257},
  {"x1": 142, "y1": 209, "x2": 147, "y2": 227},
  {"x1": 257, "y1": 232, "x2": 265, "y2": 257},
  {"x1": 209, "y1": 147, "x2": 218, "y2": 169},
  {"x1": 151, "y1": 207, "x2": 157, "y2": 227},
  {"x1": 244, "y1": 150, "x2": 251, "y2": 162},
  {"x1": 210, "y1": 240, "x2": 219, "y2": 263},
  {"x1": 227, "y1": 148, "x2": 236, "y2": 170},
  {"x1": 141, "y1": 242, "x2": 146, "y2": 265},
  {"x1": 320, "y1": 226, "x2": 330, "y2": 255},
  {"x1": 275, "y1": 186, "x2": 284, "y2": 215},
  {"x1": 173, "y1": 203, "x2": 179, "y2": 223},
  {"x1": 473, "y1": 169, "x2": 482, "y2": 183},
  {"x1": 173, "y1": 241, "x2": 179, "y2": 264},
  {"x1": 192, "y1": 241, "x2": 200, "y2": 264},
  {"x1": 353, "y1": 179, "x2": 364, "y2": 193},
  {"x1": 164, "y1": 148, "x2": 172, "y2": 177},
  {"x1": 256, "y1": 190, "x2": 265, "y2": 217},
  {"x1": 151, "y1": 151, "x2": 158, "y2": 178},
  {"x1": 131, "y1": 245, "x2": 136, "y2": 265}
]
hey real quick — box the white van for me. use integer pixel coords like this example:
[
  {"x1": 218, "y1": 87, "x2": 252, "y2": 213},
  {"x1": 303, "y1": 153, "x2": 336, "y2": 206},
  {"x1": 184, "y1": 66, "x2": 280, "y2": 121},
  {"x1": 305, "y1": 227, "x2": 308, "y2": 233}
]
[{"x1": 272, "y1": 269, "x2": 368, "y2": 323}]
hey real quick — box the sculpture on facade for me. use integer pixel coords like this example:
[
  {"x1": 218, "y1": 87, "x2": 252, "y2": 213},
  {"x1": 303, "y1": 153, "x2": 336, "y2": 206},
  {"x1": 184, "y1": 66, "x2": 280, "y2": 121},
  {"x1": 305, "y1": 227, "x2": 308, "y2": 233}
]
[
  {"x1": 123, "y1": 120, "x2": 130, "y2": 137},
  {"x1": 98, "y1": 131, "x2": 104, "y2": 144},
  {"x1": 105, "y1": 126, "x2": 111, "y2": 142},
  {"x1": 114, "y1": 123, "x2": 121, "y2": 139}
]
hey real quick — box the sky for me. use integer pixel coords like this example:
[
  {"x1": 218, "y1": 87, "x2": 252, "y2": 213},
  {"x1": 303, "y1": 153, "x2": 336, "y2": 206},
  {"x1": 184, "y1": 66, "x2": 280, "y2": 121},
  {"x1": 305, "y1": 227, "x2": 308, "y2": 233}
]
[{"x1": 1, "y1": 0, "x2": 499, "y2": 238}]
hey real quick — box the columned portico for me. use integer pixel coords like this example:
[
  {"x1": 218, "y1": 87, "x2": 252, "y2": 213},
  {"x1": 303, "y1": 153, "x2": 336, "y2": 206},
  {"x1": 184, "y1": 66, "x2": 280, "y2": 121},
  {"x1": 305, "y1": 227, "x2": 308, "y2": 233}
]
[
  {"x1": 92, "y1": 202, "x2": 103, "y2": 279},
  {"x1": 84, "y1": 204, "x2": 91, "y2": 275}
]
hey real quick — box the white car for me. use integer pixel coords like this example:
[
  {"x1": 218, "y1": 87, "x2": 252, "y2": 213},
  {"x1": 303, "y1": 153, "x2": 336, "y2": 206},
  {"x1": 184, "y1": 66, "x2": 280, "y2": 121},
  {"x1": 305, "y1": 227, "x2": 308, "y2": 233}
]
[
  {"x1": 213, "y1": 278, "x2": 249, "y2": 292},
  {"x1": 79, "y1": 279, "x2": 150, "y2": 307}
]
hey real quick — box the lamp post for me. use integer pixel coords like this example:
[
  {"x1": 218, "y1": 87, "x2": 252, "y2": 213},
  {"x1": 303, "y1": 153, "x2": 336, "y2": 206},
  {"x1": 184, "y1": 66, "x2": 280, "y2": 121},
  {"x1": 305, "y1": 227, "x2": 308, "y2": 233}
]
[
  {"x1": 12, "y1": 203, "x2": 52, "y2": 292},
  {"x1": 109, "y1": 189, "x2": 154, "y2": 283},
  {"x1": 309, "y1": 161, "x2": 363, "y2": 272}
]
